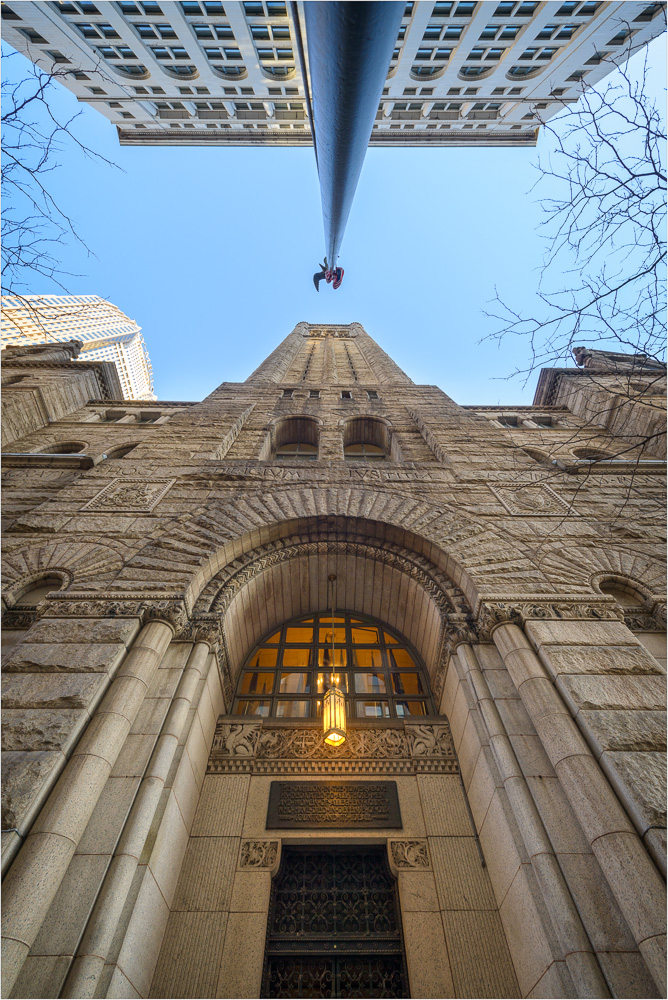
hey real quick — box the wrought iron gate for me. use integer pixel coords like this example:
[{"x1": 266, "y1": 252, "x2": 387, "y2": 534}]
[{"x1": 263, "y1": 847, "x2": 409, "y2": 998}]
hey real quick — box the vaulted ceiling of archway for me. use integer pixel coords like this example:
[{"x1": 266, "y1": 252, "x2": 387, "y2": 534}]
[{"x1": 201, "y1": 541, "x2": 456, "y2": 692}]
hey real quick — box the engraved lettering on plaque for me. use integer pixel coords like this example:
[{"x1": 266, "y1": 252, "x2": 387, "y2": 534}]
[{"x1": 266, "y1": 781, "x2": 402, "y2": 829}]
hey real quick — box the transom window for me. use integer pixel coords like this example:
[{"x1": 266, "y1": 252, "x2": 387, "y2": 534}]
[
  {"x1": 344, "y1": 443, "x2": 385, "y2": 461},
  {"x1": 234, "y1": 611, "x2": 434, "y2": 719},
  {"x1": 275, "y1": 442, "x2": 317, "y2": 459}
]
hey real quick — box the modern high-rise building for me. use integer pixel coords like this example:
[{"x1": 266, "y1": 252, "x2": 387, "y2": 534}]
[
  {"x1": 2, "y1": 0, "x2": 665, "y2": 147},
  {"x1": 1, "y1": 322, "x2": 665, "y2": 999},
  {"x1": 1, "y1": 294, "x2": 156, "y2": 400}
]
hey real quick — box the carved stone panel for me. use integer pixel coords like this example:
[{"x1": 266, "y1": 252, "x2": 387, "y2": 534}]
[
  {"x1": 239, "y1": 840, "x2": 279, "y2": 869},
  {"x1": 489, "y1": 484, "x2": 572, "y2": 516},
  {"x1": 82, "y1": 478, "x2": 176, "y2": 512},
  {"x1": 207, "y1": 721, "x2": 458, "y2": 776},
  {"x1": 388, "y1": 840, "x2": 431, "y2": 870}
]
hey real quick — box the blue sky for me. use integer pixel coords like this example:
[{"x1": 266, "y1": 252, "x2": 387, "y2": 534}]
[{"x1": 3, "y1": 35, "x2": 665, "y2": 404}]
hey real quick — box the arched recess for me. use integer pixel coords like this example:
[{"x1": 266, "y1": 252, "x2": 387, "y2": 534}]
[
  {"x1": 193, "y1": 525, "x2": 473, "y2": 705},
  {"x1": 1, "y1": 540, "x2": 125, "y2": 601}
]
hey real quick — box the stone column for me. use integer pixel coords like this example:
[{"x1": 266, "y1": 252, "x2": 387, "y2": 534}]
[
  {"x1": 1, "y1": 618, "x2": 175, "y2": 997},
  {"x1": 61, "y1": 639, "x2": 211, "y2": 998},
  {"x1": 454, "y1": 641, "x2": 610, "y2": 997},
  {"x1": 491, "y1": 620, "x2": 667, "y2": 995}
]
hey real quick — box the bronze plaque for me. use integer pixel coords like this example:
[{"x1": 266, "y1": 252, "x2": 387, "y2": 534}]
[{"x1": 266, "y1": 781, "x2": 402, "y2": 829}]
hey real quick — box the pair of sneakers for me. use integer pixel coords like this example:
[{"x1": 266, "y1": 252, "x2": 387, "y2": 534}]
[{"x1": 325, "y1": 267, "x2": 344, "y2": 289}]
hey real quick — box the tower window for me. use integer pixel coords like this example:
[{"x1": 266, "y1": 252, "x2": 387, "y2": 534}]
[
  {"x1": 341, "y1": 390, "x2": 353, "y2": 400},
  {"x1": 275, "y1": 442, "x2": 317, "y2": 460},
  {"x1": 281, "y1": 388, "x2": 294, "y2": 398},
  {"x1": 309, "y1": 389, "x2": 320, "y2": 398},
  {"x1": 344, "y1": 443, "x2": 386, "y2": 461},
  {"x1": 367, "y1": 390, "x2": 379, "y2": 399}
]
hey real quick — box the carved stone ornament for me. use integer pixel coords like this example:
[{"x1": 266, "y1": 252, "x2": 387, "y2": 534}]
[
  {"x1": 42, "y1": 595, "x2": 190, "y2": 634},
  {"x1": 82, "y1": 478, "x2": 176, "y2": 513},
  {"x1": 178, "y1": 615, "x2": 222, "y2": 652},
  {"x1": 239, "y1": 840, "x2": 279, "y2": 870},
  {"x1": 389, "y1": 840, "x2": 431, "y2": 871},
  {"x1": 489, "y1": 484, "x2": 573, "y2": 516},
  {"x1": 207, "y1": 721, "x2": 458, "y2": 776},
  {"x1": 1, "y1": 609, "x2": 38, "y2": 629},
  {"x1": 477, "y1": 598, "x2": 625, "y2": 636},
  {"x1": 624, "y1": 611, "x2": 664, "y2": 633}
]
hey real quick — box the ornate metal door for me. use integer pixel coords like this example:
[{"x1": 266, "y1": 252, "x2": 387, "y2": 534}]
[{"x1": 263, "y1": 846, "x2": 409, "y2": 998}]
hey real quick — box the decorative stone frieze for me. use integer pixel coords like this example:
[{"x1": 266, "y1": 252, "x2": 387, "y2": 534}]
[
  {"x1": 239, "y1": 840, "x2": 279, "y2": 870},
  {"x1": 388, "y1": 840, "x2": 431, "y2": 871},
  {"x1": 207, "y1": 721, "x2": 458, "y2": 776},
  {"x1": 624, "y1": 611, "x2": 665, "y2": 633},
  {"x1": 42, "y1": 595, "x2": 190, "y2": 634},
  {"x1": 477, "y1": 597, "x2": 625, "y2": 636},
  {"x1": 489, "y1": 484, "x2": 573, "y2": 516},
  {"x1": 82, "y1": 478, "x2": 176, "y2": 512},
  {"x1": 2, "y1": 609, "x2": 38, "y2": 629}
]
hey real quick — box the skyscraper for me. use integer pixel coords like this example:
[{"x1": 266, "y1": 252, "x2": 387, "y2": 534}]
[
  {"x1": 2, "y1": 0, "x2": 664, "y2": 147},
  {"x1": 1, "y1": 293, "x2": 156, "y2": 400},
  {"x1": 1, "y1": 322, "x2": 665, "y2": 999}
]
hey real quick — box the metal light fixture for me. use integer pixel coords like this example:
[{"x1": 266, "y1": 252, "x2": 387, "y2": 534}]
[{"x1": 323, "y1": 574, "x2": 346, "y2": 747}]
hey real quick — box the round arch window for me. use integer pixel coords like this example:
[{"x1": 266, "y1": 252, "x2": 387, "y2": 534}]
[{"x1": 233, "y1": 611, "x2": 434, "y2": 720}]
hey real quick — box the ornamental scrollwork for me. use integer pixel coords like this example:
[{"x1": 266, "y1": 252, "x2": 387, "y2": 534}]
[
  {"x1": 255, "y1": 727, "x2": 410, "y2": 761},
  {"x1": 477, "y1": 599, "x2": 625, "y2": 636},
  {"x1": 207, "y1": 722, "x2": 459, "y2": 775},
  {"x1": 407, "y1": 724, "x2": 455, "y2": 759},
  {"x1": 240, "y1": 840, "x2": 279, "y2": 870},
  {"x1": 178, "y1": 615, "x2": 222, "y2": 652},
  {"x1": 212, "y1": 722, "x2": 262, "y2": 757},
  {"x1": 389, "y1": 840, "x2": 430, "y2": 870}
]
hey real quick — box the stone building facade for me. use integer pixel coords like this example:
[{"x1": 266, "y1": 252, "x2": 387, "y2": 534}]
[{"x1": 1, "y1": 322, "x2": 665, "y2": 999}]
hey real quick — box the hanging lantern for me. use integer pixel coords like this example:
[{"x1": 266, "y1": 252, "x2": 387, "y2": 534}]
[{"x1": 323, "y1": 679, "x2": 346, "y2": 746}]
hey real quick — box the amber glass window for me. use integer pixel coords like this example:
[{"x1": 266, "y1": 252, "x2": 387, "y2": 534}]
[{"x1": 233, "y1": 611, "x2": 434, "y2": 719}]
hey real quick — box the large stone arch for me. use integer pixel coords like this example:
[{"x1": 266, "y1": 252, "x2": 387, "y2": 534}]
[
  {"x1": 192, "y1": 522, "x2": 475, "y2": 707},
  {"x1": 111, "y1": 484, "x2": 559, "y2": 608}
]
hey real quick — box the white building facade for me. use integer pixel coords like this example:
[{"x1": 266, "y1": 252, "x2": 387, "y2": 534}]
[
  {"x1": 1, "y1": 0, "x2": 665, "y2": 147},
  {"x1": 1, "y1": 294, "x2": 156, "y2": 400}
]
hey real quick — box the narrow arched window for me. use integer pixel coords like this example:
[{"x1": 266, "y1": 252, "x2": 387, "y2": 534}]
[{"x1": 273, "y1": 416, "x2": 319, "y2": 460}]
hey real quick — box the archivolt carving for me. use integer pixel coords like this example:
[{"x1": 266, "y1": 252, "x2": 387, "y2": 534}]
[{"x1": 198, "y1": 536, "x2": 470, "y2": 618}]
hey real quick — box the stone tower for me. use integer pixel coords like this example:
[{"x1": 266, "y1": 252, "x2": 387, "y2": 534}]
[{"x1": 1, "y1": 322, "x2": 665, "y2": 999}]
